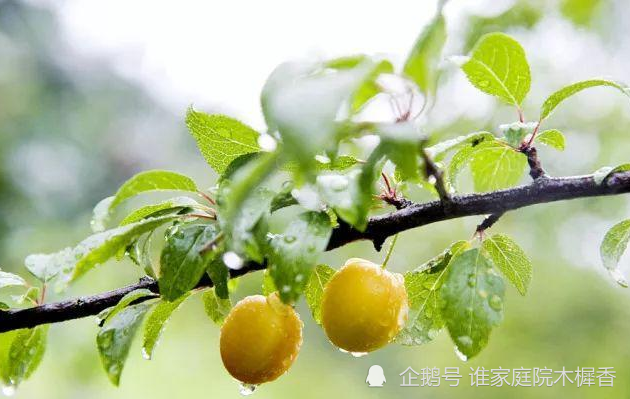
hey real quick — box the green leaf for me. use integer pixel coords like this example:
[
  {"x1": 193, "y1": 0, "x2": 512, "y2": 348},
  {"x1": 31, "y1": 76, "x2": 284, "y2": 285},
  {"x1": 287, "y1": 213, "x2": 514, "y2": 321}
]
[
  {"x1": 92, "y1": 170, "x2": 198, "y2": 232},
  {"x1": 11, "y1": 286, "x2": 40, "y2": 306},
  {"x1": 461, "y1": 32, "x2": 531, "y2": 106},
  {"x1": 469, "y1": 141, "x2": 527, "y2": 192},
  {"x1": 127, "y1": 232, "x2": 157, "y2": 278},
  {"x1": 66, "y1": 215, "x2": 180, "y2": 281},
  {"x1": 304, "y1": 264, "x2": 336, "y2": 324},
  {"x1": 261, "y1": 269, "x2": 277, "y2": 295},
  {"x1": 398, "y1": 241, "x2": 470, "y2": 346},
  {"x1": 119, "y1": 197, "x2": 201, "y2": 226},
  {"x1": 227, "y1": 187, "x2": 274, "y2": 263},
  {"x1": 5, "y1": 326, "x2": 48, "y2": 386},
  {"x1": 98, "y1": 289, "x2": 157, "y2": 324},
  {"x1": 600, "y1": 220, "x2": 630, "y2": 271},
  {"x1": 440, "y1": 248, "x2": 505, "y2": 359},
  {"x1": 0, "y1": 331, "x2": 18, "y2": 385},
  {"x1": 159, "y1": 224, "x2": 221, "y2": 301},
  {"x1": 447, "y1": 145, "x2": 476, "y2": 190},
  {"x1": 270, "y1": 183, "x2": 297, "y2": 213},
  {"x1": 142, "y1": 293, "x2": 190, "y2": 360},
  {"x1": 425, "y1": 132, "x2": 495, "y2": 161},
  {"x1": 97, "y1": 303, "x2": 150, "y2": 386},
  {"x1": 540, "y1": 79, "x2": 630, "y2": 120},
  {"x1": 217, "y1": 151, "x2": 278, "y2": 228},
  {"x1": 202, "y1": 288, "x2": 231, "y2": 325},
  {"x1": 206, "y1": 257, "x2": 229, "y2": 300},
  {"x1": 0, "y1": 271, "x2": 26, "y2": 290},
  {"x1": 186, "y1": 109, "x2": 261, "y2": 175},
  {"x1": 24, "y1": 247, "x2": 74, "y2": 283},
  {"x1": 261, "y1": 61, "x2": 374, "y2": 176},
  {"x1": 269, "y1": 212, "x2": 332, "y2": 303},
  {"x1": 482, "y1": 234, "x2": 532, "y2": 295},
  {"x1": 536, "y1": 129, "x2": 566, "y2": 151},
  {"x1": 403, "y1": 8, "x2": 447, "y2": 102},
  {"x1": 351, "y1": 59, "x2": 394, "y2": 112},
  {"x1": 0, "y1": 303, "x2": 8, "y2": 310}
]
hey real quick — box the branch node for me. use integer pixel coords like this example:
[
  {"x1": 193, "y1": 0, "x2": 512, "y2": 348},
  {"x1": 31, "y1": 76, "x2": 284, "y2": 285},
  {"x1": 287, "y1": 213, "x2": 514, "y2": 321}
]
[{"x1": 521, "y1": 146, "x2": 547, "y2": 180}]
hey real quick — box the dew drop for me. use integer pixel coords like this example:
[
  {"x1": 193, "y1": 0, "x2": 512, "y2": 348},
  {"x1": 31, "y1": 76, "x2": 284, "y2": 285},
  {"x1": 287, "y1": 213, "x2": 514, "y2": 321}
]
[
  {"x1": 239, "y1": 383, "x2": 258, "y2": 396},
  {"x1": 350, "y1": 351, "x2": 368, "y2": 358},
  {"x1": 609, "y1": 268, "x2": 629, "y2": 288},
  {"x1": 283, "y1": 235, "x2": 296, "y2": 244},
  {"x1": 141, "y1": 347, "x2": 151, "y2": 360},
  {"x1": 467, "y1": 274, "x2": 476, "y2": 288},
  {"x1": 478, "y1": 80, "x2": 490, "y2": 88},
  {"x1": 223, "y1": 252, "x2": 244, "y2": 270},
  {"x1": 258, "y1": 134, "x2": 277, "y2": 152},
  {"x1": 315, "y1": 154, "x2": 331, "y2": 164},
  {"x1": 457, "y1": 335, "x2": 473, "y2": 348},
  {"x1": 478, "y1": 289, "x2": 488, "y2": 298},
  {"x1": 2, "y1": 385, "x2": 15, "y2": 397},
  {"x1": 454, "y1": 346, "x2": 468, "y2": 362},
  {"x1": 488, "y1": 294, "x2": 503, "y2": 311},
  {"x1": 294, "y1": 274, "x2": 304, "y2": 283},
  {"x1": 427, "y1": 175, "x2": 437, "y2": 185}
]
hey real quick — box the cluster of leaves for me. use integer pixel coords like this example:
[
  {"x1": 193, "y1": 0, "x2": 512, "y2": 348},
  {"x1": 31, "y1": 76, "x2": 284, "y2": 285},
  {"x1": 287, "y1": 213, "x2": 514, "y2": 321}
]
[{"x1": 1, "y1": 2, "x2": 630, "y2": 391}]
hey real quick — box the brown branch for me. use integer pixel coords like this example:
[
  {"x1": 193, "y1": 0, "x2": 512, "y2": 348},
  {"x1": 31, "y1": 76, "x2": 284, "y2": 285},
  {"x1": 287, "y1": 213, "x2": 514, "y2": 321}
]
[{"x1": 1, "y1": 171, "x2": 630, "y2": 332}]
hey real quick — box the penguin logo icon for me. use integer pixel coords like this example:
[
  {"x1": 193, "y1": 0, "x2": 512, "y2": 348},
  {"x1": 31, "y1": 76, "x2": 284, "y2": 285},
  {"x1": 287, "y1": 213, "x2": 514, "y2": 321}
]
[{"x1": 366, "y1": 365, "x2": 386, "y2": 387}]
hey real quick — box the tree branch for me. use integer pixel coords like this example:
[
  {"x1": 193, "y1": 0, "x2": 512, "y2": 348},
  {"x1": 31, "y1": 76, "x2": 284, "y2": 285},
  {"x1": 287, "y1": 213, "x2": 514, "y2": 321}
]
[{"x1": 1, "y1": 170, "x2": 629, "y2": 333}]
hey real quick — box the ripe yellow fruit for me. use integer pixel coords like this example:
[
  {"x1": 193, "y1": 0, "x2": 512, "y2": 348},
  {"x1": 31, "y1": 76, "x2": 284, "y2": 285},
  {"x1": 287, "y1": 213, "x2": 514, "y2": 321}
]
[
  {"x1": 220, "y1": 293, "x2": 303, "y2": 385},
  {"x1": 321, "y1": 258, "x2": 408, "y2": 353}
]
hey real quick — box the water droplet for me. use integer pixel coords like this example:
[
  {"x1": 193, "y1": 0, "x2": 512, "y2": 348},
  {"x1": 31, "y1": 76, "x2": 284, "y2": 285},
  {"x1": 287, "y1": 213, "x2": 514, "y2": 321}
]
[
  {"x1": 315, "y1": 154, "x2": 331, "y2": 164},
  {"x1": 467, "y1": 274, "x2": 476, "y2": 288},
  {"x1": 609, "y1": 268, "x2": 629, "y2": 287},
  {"x1": 257, "y1": 134, "x2": 277, "y2": 152},
  {"x1": 281, "y1": 285, "x2": 291, "y2": 293},
  {"x1": 2, "y1": 385, "x2": 15, "y2": 396},
  {"x1": 294, "y1": 274, "x2": 304, "y2": 283},
  {"x1": 338, "y1": 348, "x2": 349, "y2": 354},
  {"x1": 454, "y1": 346, "x2": 468, "y2": 362},
  {"x1": 141, "y1": 347, "x2": 151, "y2": 360},
  {"x1": 427, "y1": 175, "x2": 437, "y2": 185},
  {"x1": 488, "y1": 294, "x2": 503, "y2": 311},
  {"x1": 427, "y1": 329, "x2": 439, "y2": 340},
  {"x1": 350, "y1": 351, "x2": 368, "y2": 358},
  {"x1": 478, "y1": 289, "x2": 488, "y2": 298},
  {"x1": 239, "y1": 383, "x2": 258, "y2": 396},
  {"x1": 457, "y1": 335, "x2": 473, "y2": 348},
  {"x1": 223, "y1": 252, "x2": 244, "y2": 270},
  {"x1": 283, "y1": 235, "x2": 296, "y2": 244}
]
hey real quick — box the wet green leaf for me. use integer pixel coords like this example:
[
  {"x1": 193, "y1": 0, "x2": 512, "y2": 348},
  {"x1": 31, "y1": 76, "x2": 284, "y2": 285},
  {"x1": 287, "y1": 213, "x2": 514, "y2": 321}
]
[
  {"x1": 461, "y1": 32, "x2": 531, "y2": 106},
  {"x1": 6, "y1": 326, "x2": 48, "y2": 386},
  {"x1": 0, "y1": 271, "x2": 26, "y2": 290},
  {"x1": 440, "y1": 248, "x2": 505, "y2": 359},
  {"x1": 600, "y1": 219, "x2": 630, "y2": 271},
  {"x1": 119, "y1": 197, "x2": 201, "y2": 226},
  {"x1": 202, "y1": 288, "x2": 231, "y2": 325},
  {"x1": 398, "y1": 241, "x2": 469, "y2": 346},
  {"x1": 159, "y1": 224, "x2": 221, "y2": 301},
  {"x1": 186, "y1": 109, "x2": 261, "y2": 175},
  {"x1": 469, "y1": 141, "x2": 527, "y2": 192},
  {"x1": 269, "y1": 212, "x2": 332, "y2": 303},
  {"x1": 142, "y1": 293, "x2": 190, "y2": 360},
  {"x1": 97, "y1": 303, "x2": 150, "y2": 386},
  {"x1": 304, "y1": 264, "x2": 336, "y2": 324},
  {"x1": 482, "y1": 234, "x2": 532, "y2": 295},
  {"x1": 536, "y1": 129, "x2": 566, "y2": 151}
]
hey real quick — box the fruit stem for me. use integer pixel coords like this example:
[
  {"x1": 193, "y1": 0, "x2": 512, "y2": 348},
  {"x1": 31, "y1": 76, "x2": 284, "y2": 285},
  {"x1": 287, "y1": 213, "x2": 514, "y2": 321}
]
[{"x1": 381, "y1": 233, "x2": 399, "y2": 269}]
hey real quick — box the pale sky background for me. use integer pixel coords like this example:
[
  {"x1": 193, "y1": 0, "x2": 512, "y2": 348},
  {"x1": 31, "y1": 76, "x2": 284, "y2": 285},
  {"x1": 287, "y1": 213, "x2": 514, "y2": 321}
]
[{"x1": 36, "y1": 0, "x2": 522, "y2": 130}]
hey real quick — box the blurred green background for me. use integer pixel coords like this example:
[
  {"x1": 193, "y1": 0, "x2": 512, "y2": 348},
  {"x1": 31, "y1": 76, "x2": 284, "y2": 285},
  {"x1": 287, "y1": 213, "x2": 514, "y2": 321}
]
[{"x1": 1, "y1": 0, "x2": 630, "y2": 397}]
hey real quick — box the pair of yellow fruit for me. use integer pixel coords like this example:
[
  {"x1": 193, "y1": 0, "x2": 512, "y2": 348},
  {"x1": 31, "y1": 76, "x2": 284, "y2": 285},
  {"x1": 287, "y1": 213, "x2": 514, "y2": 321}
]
[{"x1": 220, "y1": 258, "x2": 409, "y2": 385}]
